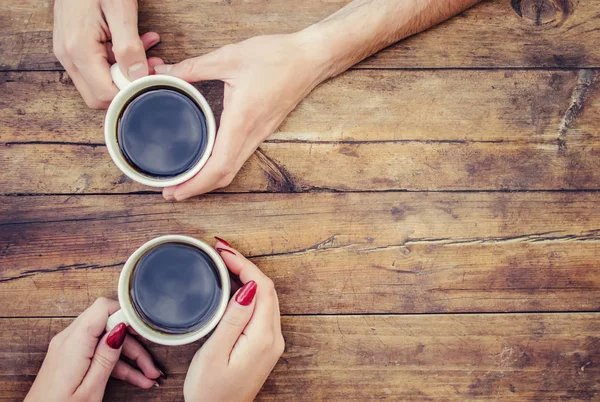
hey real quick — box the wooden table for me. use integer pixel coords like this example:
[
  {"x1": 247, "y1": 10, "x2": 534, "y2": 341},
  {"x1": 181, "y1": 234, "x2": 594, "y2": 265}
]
[{"x1": 1, "y1": 0, "x2": 600, "y2": 400}]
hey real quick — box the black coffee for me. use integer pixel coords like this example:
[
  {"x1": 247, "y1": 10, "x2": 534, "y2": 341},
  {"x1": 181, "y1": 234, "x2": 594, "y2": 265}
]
[
  {"x1": 117, "y1": 87, "x2": 207, "y2": 177},
  {"x1": 129, "y1": 243, "x2": 222, "y2": 334}
]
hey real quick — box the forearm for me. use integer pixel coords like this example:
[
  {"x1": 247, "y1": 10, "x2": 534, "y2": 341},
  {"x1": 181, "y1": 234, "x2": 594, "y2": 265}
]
[{"x1": 298, "y1": 0, "x2": 481, "y2": 81}]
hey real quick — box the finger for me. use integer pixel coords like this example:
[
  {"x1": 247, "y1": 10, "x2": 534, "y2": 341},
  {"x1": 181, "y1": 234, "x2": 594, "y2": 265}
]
[
  {"x1": 121, "y1": 334, "x2": 161, "y2": 379},
  {"x1": 154, "y1": 46, "x2": 230, "y2": 81},
  {"x1": 147, "y1": 57, "x2": 165, "y2": 75},
  {"x1": 71, "y1": 297, "x2": 121, "y2": 339},
  {"x1": 106, "y1": 33, "x2": 161, "y2": 65},
  {"x1": 111, "y1": 360, "x2": 157, "y2": 389},
  {"x1": 106, "y1": 42, "x2": 116, "y2": 64},
  {"x1": 67, "y1": 67, "x2": 111, "y2": 109},
  {"x1": 75, "y1": 47, "x2": 119, "y2": 107},
  {"x1": 76, "y1": 323, "x2": 127, "y2": 398},
  {"x1": 169, "y1": 109, "x2": 246, "y2": 200},
  {"x1": 273, "y1": 289, "x2": 282, "y2": 331},
  {"x1": 215, "y1": 246, "x2": 270, "y2": 285},
  {"x1": 140, "y1": 32, "x2": 161, "y2": 50},
  {"x1": 127, "y1": 326, "x2": 139, "y2": 336},
  {"x1": 102, "y1": 0, "x2": 148, "y2": 80},
  {"x1": 163, "y1": 186, "x2": 176, "y2": 201},
  {"x1": 215, "y1": 246, "x2": 276, "y2": 337},
  {"x1": 203, "y1": 280, "x2": 257, "y2": 358}
]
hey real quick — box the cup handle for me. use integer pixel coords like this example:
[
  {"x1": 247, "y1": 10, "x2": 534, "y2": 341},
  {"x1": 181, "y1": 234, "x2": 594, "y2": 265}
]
[
  {"x1": 110, "y1": 63, "x2": 132, "y2": 91},
  {"x1": 106, "y1": 308, "x2": 129, "y2": 332}
]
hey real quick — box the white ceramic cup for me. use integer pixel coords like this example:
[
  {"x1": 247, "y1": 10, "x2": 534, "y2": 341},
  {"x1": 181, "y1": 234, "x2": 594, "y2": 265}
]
[
  {"x1": 106, "y1": 235, "x2": 231, "y2": 346},
  {"x1": 104, "y1": 64, "x2": 216, "y2": 187}
]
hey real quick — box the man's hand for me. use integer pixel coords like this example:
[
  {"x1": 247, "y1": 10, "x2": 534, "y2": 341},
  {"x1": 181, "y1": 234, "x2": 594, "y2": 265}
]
[
  {"x1": 157, "y1": 0, "x2": 480, "y2": 201},
  {"x1": 53, "y1": 0, "x2": 164, "y2": 109},
  {"x1": 157, "y1": 34, "x2": 328, "y2": 200}
]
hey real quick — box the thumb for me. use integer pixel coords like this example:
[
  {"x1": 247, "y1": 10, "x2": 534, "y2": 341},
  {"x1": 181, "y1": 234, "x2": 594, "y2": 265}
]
[
  {"x1": 203, "y1": 280, "x2": 257, "y2": 358},
  {"x1": 154, "y1": 47, "x2": 230, "y2": 82},
  {"x1": 102, "y1": 0, "x2": 148, "y2": 80},
  {"x1": 77, "y1": 323, "x2": 127, "y2": 398}
]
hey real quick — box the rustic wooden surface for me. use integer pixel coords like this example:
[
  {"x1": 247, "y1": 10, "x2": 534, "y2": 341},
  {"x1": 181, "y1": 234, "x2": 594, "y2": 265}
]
[
  {"x1": 1, "y1": 0, "x2": 600, "y2": 400},
  {"x1": 1, "y1": 314, "x2": 599, "y2": 401}
]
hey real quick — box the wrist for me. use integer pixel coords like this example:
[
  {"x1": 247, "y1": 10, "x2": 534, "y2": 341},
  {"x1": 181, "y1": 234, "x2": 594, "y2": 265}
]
[{"x1": 290, "y1": 27, "x2": 337, "y2": 86}]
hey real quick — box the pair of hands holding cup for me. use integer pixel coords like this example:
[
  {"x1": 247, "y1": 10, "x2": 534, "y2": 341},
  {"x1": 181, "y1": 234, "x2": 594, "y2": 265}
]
[
  {"x1": 53, "y1": 0, "x2": 326, "y2": 201},
  {"x1": 25, "y1": 239, "x2": 284, "y2": 402}
]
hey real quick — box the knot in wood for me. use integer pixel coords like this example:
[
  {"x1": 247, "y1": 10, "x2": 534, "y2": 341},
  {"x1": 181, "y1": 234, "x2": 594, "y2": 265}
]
[{"x1": 511, "y1": 0, "x2": 571, "y2": 26}]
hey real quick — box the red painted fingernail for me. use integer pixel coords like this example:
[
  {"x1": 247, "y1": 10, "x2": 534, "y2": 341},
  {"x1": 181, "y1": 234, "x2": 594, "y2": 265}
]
[
  {"x1": 214, "y1": 236, "x2": 231, "y2": 247},
  {"x1": 106, "y1": 323, "x2": 127, "y2": 349},
  {"x1": 235, "y1": 280, "x2": 257, "y2": 306},
  {"x1": 216, "y1": 247, "x2": 236, "y2": 256}
]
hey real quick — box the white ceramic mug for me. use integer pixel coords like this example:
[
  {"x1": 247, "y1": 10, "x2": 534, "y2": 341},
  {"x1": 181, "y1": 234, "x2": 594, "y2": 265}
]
[
  {"x1": 106, "y1": 235, "x2": 231, "y2": 346},
  {"x1": 104, "y1": 64, "x2": 216, "y2": 187}
]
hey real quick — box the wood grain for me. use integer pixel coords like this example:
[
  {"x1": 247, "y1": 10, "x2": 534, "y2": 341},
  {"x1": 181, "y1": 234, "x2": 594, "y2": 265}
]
[
  {"x1": 2, "y1": 193, "x2": 600, "y2": 316},
  {"x1": 3, "y1": 140, "x2": 600, "y2": 194},
  {"x1": 2, "y1": 69, "x2": 598, "y2": 144},
  {"x1": 2, "y1": 0, "x2": 600, "y2": 71},
  {"x1": 2, "y1": 314, "x2": 599, "y2": 400}
]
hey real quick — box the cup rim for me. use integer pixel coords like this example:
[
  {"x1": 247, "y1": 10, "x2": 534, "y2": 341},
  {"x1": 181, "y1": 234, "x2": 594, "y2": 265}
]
[
  {"x1": 117, "y1": 235, "x2": 230, "y2": 346},
  {"x1": 104, "y1": 75, "x2": 216, "y2": 188}
]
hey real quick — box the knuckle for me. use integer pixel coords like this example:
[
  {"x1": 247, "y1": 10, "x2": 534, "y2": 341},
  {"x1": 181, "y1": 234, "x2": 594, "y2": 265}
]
[
  {"x1": 179, "y1": 58, "x2": 198, "y2": 77},
  {"x1": 93, "y1": 297, "x2": 111, "y2": 308},
  {"x1": 86, "y1": 99, "x2": 106, "y2": 110},
  {"x1": 218, "y1": 172, "x2": 235, "y2": 188},
  {"x1": 218, "y1": 44, "x2": 239, "y2": 67},
  {"x1": 92, "y1": 352, "x2": 114, "y2": 371},
  {"x1": 262, "y1": 277, "x2": 276, "y2": 292},
  {"x1": 221, "y1": 312, "x2": 246, "y2": 328},
  {"x1": 48, "y1": 333, "x2": 63, "y2": 350},
  {"x1": 95, "y1": 90, "x2": 115, "y2": 103},
  {"x1": 53, "y1": 43, "x2": 65, "y2": 61},
  {"x1": 63, "y1": 39, "x2": 79, "y2": 58},
  {"x1": 216, "y1": 161, "x2": 235, "y2": 181},
  {"x1": 260, "y1": 333, "x2": 275, "y2": 350},
  {"x1": 113, "y1": 40, "x2": 144, "y2": 59},
  {"x1": 275, "y1": 335, "x2": 285, "y2": 356}
]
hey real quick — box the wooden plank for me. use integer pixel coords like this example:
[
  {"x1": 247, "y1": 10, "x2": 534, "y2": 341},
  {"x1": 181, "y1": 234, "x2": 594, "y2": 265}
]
[
  {"x1": 3, "y1": 139, "x2": 600, "y2": 193},
  {"x1": 1, "y1": 314, "x2": 599, "y2": 400},
  {"x1": 2, "y1": 193, "x2": 600, "y2": 316},
  {"x1": 3, "y1": 69, "x2": 598, "y2": 144},
  {"x1": 1, "y1": 0, "x2": 600, "y2": 70}
]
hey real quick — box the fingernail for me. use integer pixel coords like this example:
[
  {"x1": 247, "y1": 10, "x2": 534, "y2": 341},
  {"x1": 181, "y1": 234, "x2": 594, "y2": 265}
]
[
  {"x1": 106, "y1": 323, "x2": 127, "y2": 349},
  {"x1": 153, "y1": 382, "x2": 160, "y2": 388},
  {"x1": 163, "y1": 187, "x2": 176, "y2": 201},
  {"x1": 214, "y1": 236, "x2": 231, "y2": 247},
  {"x1": 159, "y1": 369, "x2": 167, "y2": 379},
  {"x1": 128, "y1": 62, "x2": 147, "y2": 80},
  {"x1": 235, "y1": 280, "x2": 257, "y2": 306},
  {"x1": 216, "y1": 247, "x2": 236, "y2": 256},
  {"x1": 173, "y1": 190, "x2": 190, "y2": 201},
  {"x1": 154, "y1": 64, "x2": 173, "y2": 74},
  {"x1": 148, "y1": 38, "x2": 160, "y2": 48}
]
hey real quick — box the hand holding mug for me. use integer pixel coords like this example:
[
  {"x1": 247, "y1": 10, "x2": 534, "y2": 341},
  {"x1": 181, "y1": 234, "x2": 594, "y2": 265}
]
[
  {"x1": 184, "y1": 239, "x2": 285, "y2": 402},
  {"x1": 53, "y1": 0, "x2": 164, "y2": 109},
  {"x1": 25, "y1": 298, "x2": 162, "y2": 402},
  {"x1": 157, "y1": 33, "x2": 330, "y2": 200}
]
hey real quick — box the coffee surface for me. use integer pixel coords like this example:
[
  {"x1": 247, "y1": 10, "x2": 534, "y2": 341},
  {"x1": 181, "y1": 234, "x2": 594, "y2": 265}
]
[
  {"x1": 130, "y1": 243, "x2": 222, "y2": 334},
  {"x1": 117, "y1": 88, "x2": 207, "y2": 177}
]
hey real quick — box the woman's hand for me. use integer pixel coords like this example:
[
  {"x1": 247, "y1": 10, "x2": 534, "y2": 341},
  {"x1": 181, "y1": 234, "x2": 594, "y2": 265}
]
[
  {"x1": 183, "y1": 238, "x2": 285, "y2": 401},
  {"x1": 53, "y1": 0, "x2": 164, "y2": 109},
  {"x1": 25, "y1": 297, "x2": 163, "y2": 402},
  {"x1": 158, "y1": 33, "x2": 330, "y2": 201}
]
